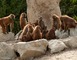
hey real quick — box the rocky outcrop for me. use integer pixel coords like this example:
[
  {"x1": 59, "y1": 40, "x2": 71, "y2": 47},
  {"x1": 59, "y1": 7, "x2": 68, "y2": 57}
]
[
  {"x1": 70, "y1": 28, "x2": 77, "y2": 36},
  {"x1": 15, "y1": 30, "x2": 22, "y2": 40},
  {"x1": 0, "y1": 42, "x2": 16, "y2": 60},
  {"x1": 26, "y1": 0, "x2": 61, "y2": 30},
  {"x1": 48, "y1": 40, "x2": 67, "y2": 54},
  {"x1": 55, "y1": 30, "x2": 69, "y2": 39},
  {"x1": 0, "y1": 26, "x2": 15, "y2": 42},
  {"x1": 0, "y1": 32, "x2": 15, "y2": 42},
  {"x1": 62, "y1": 36, "x2": 77, "y2": 48},
  {"x1": 13, "y1": 39, "x2": 48, "y2": 60}
]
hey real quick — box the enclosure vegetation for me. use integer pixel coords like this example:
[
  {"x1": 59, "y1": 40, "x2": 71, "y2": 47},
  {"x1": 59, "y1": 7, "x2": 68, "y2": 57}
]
[{"x1": 0, "y1": 0, "x2": 77, "y2": 34}]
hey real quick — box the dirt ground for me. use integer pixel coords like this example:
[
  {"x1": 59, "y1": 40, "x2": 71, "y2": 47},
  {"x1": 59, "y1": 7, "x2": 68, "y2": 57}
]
[{"x1": 34, "y1": 48, "x2": 77, "y2": 60}]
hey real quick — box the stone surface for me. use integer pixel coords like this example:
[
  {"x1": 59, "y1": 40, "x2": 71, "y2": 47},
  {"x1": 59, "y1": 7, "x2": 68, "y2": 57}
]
[
  {"x1": 55, "y1": 29, "x2": 69, "y2": 39},
  {"x1": 34, "y1": 49, "x2": 77, "y2": 60},
  {"x1": 70, "y1": 28, "x2": 77, "y2": 36},
  {"x1": 48, "y1": 40, "x2": 67, "y2": 54},
  {"x1": 0, "y1": 32, "x2": 15, "y2": 42},
  {"x1": 15, "y1": 30, "x2": 22, "y2": 40},
  {"x1": 13, "y1": 39, "x2": 48, "y2": 60},
  {"x1": 62, "y1": 36, "x2": 77, "y2": 48},
  {"x1": 0, "y1": 42, "x2": 16, "y2": 60},
  {"x1": 26, "y1": 0, "x2": 61, "y2": 30}
]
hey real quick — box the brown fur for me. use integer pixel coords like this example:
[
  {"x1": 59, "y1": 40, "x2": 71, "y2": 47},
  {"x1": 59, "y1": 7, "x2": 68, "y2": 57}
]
[
  {"x1": 42, "y1": 26, "x2": 48, "y2": 38},
  {"x1": 38, "y1": 17, "x2": 48, "y2": 38},
  {"x1": 19, "y1": 23, "x2": 33, "y2": 42},
  {"x1": 52, "y1": 14, "x2": 61, "y2": 30},
  {"x1": 32, "y1": 25, "x2": 42, "y2": 40},
  {"x1": 20, "y1": 12, "x2": 27, "y2": 30},
  {"x1": 38, "y1": 17, "x2": 46, "y2": 31},
  {"x1": 60, "y1": 15, "x2": 77, "y2": 32},
  {"x1": 46, "y1": 27, "x2": 56, "y2": 40},
  {"x1": 0, "y1": 14, "x2": 15, "y2": 34}
]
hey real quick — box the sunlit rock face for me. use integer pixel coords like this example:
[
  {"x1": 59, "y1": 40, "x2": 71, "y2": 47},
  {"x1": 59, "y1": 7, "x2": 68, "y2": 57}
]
[
  {"x1": 26, "y1": 0, "x2": 61, "y2": 30},
  {"x1": 0, "y1": 42, "x2": 16, "y2": 60},
  {"x1": 70, "y1": 28, "x2": 77, "y2": 36},
  {"x1": 55, "y1": 29, "x2": 69, "y2": 39},
  {"x1": 13, "y1": 39, "x2": 48, "y2": 60},
  {"x1": 48, "y1": 40, "x2": 67, "y2": 54}
]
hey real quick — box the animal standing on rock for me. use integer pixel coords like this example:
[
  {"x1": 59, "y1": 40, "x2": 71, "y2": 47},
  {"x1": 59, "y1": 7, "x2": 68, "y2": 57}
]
[
  {"x1": 0, "y1": 14, "x2": 15, "y2": 34},
  {"x1": 32, "y1": 25, "x2": 42, "y2": 40},
  {"x1": 20, "y1": 12, "x2": 27, "y2": 30},
  {"x1": 60, "y1": 15, "x2": 77, "y2": 35},
  {"x1": 19, "y1": 23, "x2": 34, "y2": 42}
]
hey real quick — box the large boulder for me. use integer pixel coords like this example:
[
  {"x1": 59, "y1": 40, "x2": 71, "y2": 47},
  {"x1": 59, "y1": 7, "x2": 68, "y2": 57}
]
[
  {"x1": 0, "y1": 26, "x2": 15, "y2": 42},
  {"x1": 0, "y1": 32, "x2": 15, "y2": 42},
  {"x1": 62, "y1": 36, "x2": 77, "y2": 48},
  {"x1": 48, "y1": 40, "x2": 67, "y2": 54},
  {"x1": 26, "y1": 0, "x2": 61, "y2": 30},
  {"x1": 15, "y1": 30, "x2": 22, "y2": 40},
  {"x1": 70, "y1": 28, "x2": 77, "y2": 36},
  {"x1": 13, "y1": 39, "x2": 48, "y2": 60},
  {"x1": 0, "y1": 42, "x2": 17, "y2": 60}
]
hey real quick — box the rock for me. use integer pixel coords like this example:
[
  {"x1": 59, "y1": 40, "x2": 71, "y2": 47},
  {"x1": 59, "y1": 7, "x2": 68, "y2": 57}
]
[
  {"x1": 0, "y1": 26, "x2": 2, "y2": 33},
  {"x1": 70, "y1": 28, "x2": 77, "y2": 36},
  {"x1": 15, "y1": 30, "x2": 22, "y2": 40},
  {"x1": 26, "y1": 0, "x2": 61, "y2": 30},
  {"x1": 62, "y1": 36, "x2": 77, "y2": 48},
  {"x1": 34, "y1": 49, "x2": 77, "y2": 60},
  {"x1": 48, "y1": 40, "x2": 67, "y2": 54},
  {"x1": 0, "y1": 42, "x2": 17, "y2": 60},
  {"x1": 13, "y1": 39, "x2": 48, "y2": 60},
  {"x1": 55, "y1": 30, "x2": 69, "y2": 39},
  {"x1": 0, "y1": 32, "x2": 15, "y2": 42}
]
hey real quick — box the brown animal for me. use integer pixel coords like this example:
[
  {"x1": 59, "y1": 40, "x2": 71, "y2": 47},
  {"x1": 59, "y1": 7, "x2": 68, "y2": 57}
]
[
  {"x1": 32, "y1": 25, "x2": 42, "y2": 40},
  {"x1": 0, "y1": 14, "x2": 15, "y2": 34},
  {"x1": 38, "y1": 17, "x2": 47, "y2": 31},
  {"x1": 42, "y1": 26, "x2": 48, "y2": 39},
  {"x1": 19, "y1": 23, "x2": 34, "y2": 42},
  {"x1": 46, "y1": 27, "x2": 56, "y2": 40},
  {"x1": 60, "y1": 15, "x2": 77, "y2": 35},
  {"x1": 38, "y1": 17, "x2": 48, "y2": 38},
  {"x1": 20, "y1": 12, "x2": 27, "y2": 30},
  {"x1": 52, "y1": 14, "x2": 61, "y2": 30}
]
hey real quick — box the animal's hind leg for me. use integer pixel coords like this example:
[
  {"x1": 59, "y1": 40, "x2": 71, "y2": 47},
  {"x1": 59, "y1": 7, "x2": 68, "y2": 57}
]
[
  {"x1": 2, "y1": 26, "x2": 6, "y2": 34},
  {"x1": 0, "y1": 23, "x2": 6, "y2": 34}
]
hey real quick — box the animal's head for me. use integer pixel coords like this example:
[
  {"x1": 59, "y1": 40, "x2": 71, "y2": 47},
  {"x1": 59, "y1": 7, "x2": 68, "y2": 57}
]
[
  {"x1": 39, "y1": 17, "x2": 42, "y2": 21},
  {"x1": 52, "y1": 14, "x2": 59, "y2": 20},
  {"x1": 21, "y1": 12, "x2": 27, "y2": 18},
  {"x1": 9, "y1": 14, "x2": 15, "y2": 20}
]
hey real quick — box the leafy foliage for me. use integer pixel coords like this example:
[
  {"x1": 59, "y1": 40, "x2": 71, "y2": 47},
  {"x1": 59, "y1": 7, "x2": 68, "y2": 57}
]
[{"x1": 60, "y1": 0, "x2": 77, "y2": 17}]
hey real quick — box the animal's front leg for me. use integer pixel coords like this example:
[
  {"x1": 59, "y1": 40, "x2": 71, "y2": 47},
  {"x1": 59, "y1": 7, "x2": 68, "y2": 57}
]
[{"x1": 10, "y1": 23, "x2": 14, "y2": 32}]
